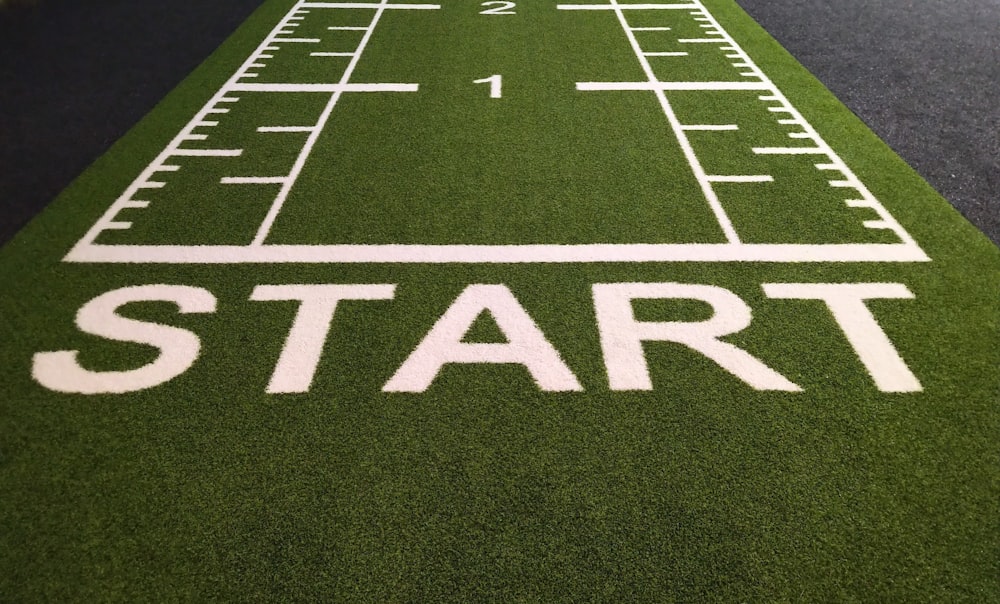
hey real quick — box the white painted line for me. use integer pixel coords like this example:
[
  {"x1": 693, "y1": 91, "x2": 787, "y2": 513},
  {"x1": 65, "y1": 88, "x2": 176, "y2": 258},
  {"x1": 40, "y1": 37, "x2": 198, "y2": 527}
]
[
  {"x1": 218, "y1": 97, "x2": 240, "y2": 103},
  {"x1": 815, "y1": 163, "x2": 842, "y2": 171},
  {"x1": 578, "y1": 81, "x2": 770, "y2": 91},
  {"x1": 777, "y1": 119, "x2": 803, "y2": 125},
  {"x1": 273, "y1": 38, "x2": 322, "y2": 43},
  {"x1": 194, "y1": 121, "x2": 219, "y2": 127},
  {"x1": 102, "y1": 222, "x2": 132, "y2": 231},
  {"x1": 181, "y1": 134, "x2": 208, "y2": 141},
  {"x1": 758, "y1": 94, "x2": 779, "y2": 101},
  {"x1": 249, "y1": 63, "x2": 267, "y2": 68},
  {"x1": 254, "y1": 0, "x2": 401, "y2": 245},
  {"x1": 643, "y1": 52, "x2": 689, "y2": 57},
  {"x1": 301, "y1": 2, "x2": 441, "y2": 8},
  {"x1": 681, "y1": 124, "x2": 739, "y2": 131},
  {"x1": 258, "y1": 54, "x2": 274, "y2": 59},
  {"x1": 558, "y1": 4, "x2": 699, "y2": 9},
  {"x1": 230, "y1": 83, "x2": 419, "y2": 92},
  {"x1": 257, "y1": 126, "x2": 316, "y2": 133},
  {"x1": 206, "y1": 108, "x2": 231, "y2": 114},
  {"x1": 65, "y1": 243, "x2": 931, "y2": 264},
  {"x1": 630, "y1": 26, "x2": 671, "y2": 31},
  {"x1": 240, "y1": 73, "x2": 260, "y2": 78},
  {"x1": 310, "y1": 52, "x2": 356, "y2": 57},
  {"x1": 220, "y1": 176, "x2": 289, "y2": 185},
  {"x1": 707, "y1": 175, "x2": 774, "y2": 183},
  {"x1": 137, "y1": 181, "x2": 166, "y2": 189},
  {"x1": 830, "y1": 180, "x2": 858, "y2": 188},
  {"x1": 863, "y1": 220, "x2": 892, "y2": 230},
  {"x1": 121, "y1": 200, "x2": 150, "y2": 209},
  {"x1": 154, "y1": 165, "x2": 181, "y2": 172},
  {"x1": 171, "y1": 149, "x2": 243, "y2": 157},
  {"x1": 753, "y1": 147, "x2": 826, "y2": 155},
  {"x1": 846, "y1": 199, "x2": 875, "y2": 208},
  {"x1": 678, "y1": 38, "x2": 726, "y2": 43},
  {"x1": 768, "y1": 107, "x2": 793, "y2": 113},
  {"x1": 788, "y1": 132, "x2": 814, "y2": 139},
  {"x1": 329, "y1": 26, "x2": 369, "y2": 30}
]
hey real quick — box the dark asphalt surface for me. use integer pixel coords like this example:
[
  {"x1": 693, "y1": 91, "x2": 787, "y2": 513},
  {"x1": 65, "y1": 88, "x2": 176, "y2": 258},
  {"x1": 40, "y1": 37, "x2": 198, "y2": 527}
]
[{"x1": 1, "y1": 0, "x2": 997, "y2": 247}]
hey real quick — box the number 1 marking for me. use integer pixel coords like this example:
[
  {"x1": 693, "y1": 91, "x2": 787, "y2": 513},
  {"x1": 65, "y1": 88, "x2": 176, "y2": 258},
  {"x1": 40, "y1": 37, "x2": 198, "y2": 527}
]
[{"x1": 473, "y1": 74, "x2": 503, "y2": 98}]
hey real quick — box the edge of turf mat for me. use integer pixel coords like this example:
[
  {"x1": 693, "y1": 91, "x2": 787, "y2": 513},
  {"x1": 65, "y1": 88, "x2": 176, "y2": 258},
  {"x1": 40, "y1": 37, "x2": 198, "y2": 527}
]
[{"x1": 2, "y1": 0, "x2": 998, "y2": 600}]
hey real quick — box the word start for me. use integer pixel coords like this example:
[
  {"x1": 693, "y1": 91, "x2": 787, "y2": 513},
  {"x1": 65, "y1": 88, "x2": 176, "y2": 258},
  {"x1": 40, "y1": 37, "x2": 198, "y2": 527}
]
[{"x1": 33, "y1": 282, "x2": 921, "y2": 395}]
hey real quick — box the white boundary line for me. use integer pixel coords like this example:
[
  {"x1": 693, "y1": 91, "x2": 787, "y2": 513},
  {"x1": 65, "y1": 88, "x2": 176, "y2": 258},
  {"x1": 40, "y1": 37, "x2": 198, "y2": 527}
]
[{"x1": 65, "y1": 243, "x2": 930, "y2": 263}]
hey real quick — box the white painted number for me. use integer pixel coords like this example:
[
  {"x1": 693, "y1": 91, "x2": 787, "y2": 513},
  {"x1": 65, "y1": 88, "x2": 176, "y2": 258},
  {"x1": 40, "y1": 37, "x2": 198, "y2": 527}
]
[
  {"x1": 480, "y1": 1, "x2": 516, "y2": 15},
  {"x1": 473, "y1": 74, "x2": 503, "y2": 99}
]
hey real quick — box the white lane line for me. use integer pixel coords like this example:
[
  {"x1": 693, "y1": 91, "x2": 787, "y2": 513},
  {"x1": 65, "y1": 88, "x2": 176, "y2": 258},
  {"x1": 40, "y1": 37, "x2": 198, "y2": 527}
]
[
  {"x1": 273, "y1": 37, "x2": 322, "y2": 43},
  {"x1": 630, "y1": 26, "x2": 671, "y2": 31},
  {"x1": 815, "y1": 163, "x2": 842, "y2": 171},
  {"x1": 753, "y1": 147, "x2": 826, "y2": 155},
  {"x1": 310, "y1": 52, "x2": 356, "y2": 57},
  {"x1": 230, "y1": 83, "x2": 419, "y2": 92},
  {"x1": 558, "y1": 4, "x2": 699, "y2": 9},
  {"x1": 863, "y1": 220, "x2": 893, "y2": 229},
  {"x1": 605, "y1": 0, "x2": 741, "y2": 244},
  {"x1": 788, "y1": 132, "x2": 814, "y2": 139},
  {"x1": 301, "y1": 2, "x2": 441, "y2": 8},
  {"x1": 643, "y1": 51, "x2": 689, "y2": 57},
  {"x1": 257, "y1": 126, "x2": 317, "y2": 133},
  {"x1": 681, "y1": 124, "x2": 739, "y2": 131},
  {"x1": 121, "y1": 200, "x2": 150, "y2": 209},
  {"x1": 578, "y1": 81, "x2": 770, "y2": 91},
  {"x1": 707, "y1": 175, "x2": 774, "y2": 183},
  {"x1": 137, "y1": 181, "x2": 166, "y2": 189},
  {"x1": 171, "y1": 149, "x2": 243, "y2": 157},
  {"x1": 254, "y1": 0, "x2": 412, "y2": 245},
  {"x1": 218, "y1": 97, "x2": 240, "y2": 103},
  {"x1": 154, "y1": 165, "x2": 181, "y2": 172},
  {"x1": 181, "y1": 134, "x2": 208, "y2": 141},
  {"x1": 220, "y1": 177, "x2": 290, "y2": 185},
  {"x1": 194, "y1": 121, "x2": 219, "y2": 127},
  {"x1": 678, "y1": 38, "x2": 726, "y2": 43}
]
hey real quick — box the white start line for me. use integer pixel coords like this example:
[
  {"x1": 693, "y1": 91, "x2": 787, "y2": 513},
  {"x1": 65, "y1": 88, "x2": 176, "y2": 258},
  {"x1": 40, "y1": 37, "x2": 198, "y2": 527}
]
[{"x1": 65, "y1": 0, "x2": 929, "y2": 264}]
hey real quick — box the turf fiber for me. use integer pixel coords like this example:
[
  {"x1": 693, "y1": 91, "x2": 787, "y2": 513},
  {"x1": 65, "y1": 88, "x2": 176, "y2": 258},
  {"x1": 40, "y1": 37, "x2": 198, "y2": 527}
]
[{"x1": 1, "y1": 0, "x2": 998, "y2": 600}]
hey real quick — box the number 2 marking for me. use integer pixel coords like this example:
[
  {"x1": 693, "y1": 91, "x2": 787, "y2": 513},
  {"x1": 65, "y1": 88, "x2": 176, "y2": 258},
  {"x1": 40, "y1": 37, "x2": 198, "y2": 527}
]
[
  {"x1": 480, "y1": 1, "x2": 516, "y2": 15},
  {"x1": 473, "y1": 75, "x2": 503, "y2": 98}
]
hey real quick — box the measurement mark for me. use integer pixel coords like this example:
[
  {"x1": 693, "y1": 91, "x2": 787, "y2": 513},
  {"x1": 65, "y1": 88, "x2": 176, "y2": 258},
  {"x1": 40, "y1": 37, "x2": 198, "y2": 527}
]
[
  {"x1": 753, "y1": 147, "x2": 826, "y2": 155},
  {"x1": 220, "y1": 177, "x2": 290, "y2": 185},
  {"x1": 310, "y1": 52, "x2": 356, "y2": 57},
  {"x1": 257, "y1": 126, "x2": 317, "y2": 133},
  {"x1": 707, "y1": 175, "x2": 774, "y2": 183},
  {"x1": 230, "y1": 83, "x2": 419, "y2": 93},
  {"x1": 643, "y1": 51, "x2": 689, "y2": 57},
  {"x1": 681, "y1": 124, "x2": 739, "y2": 131},
  {"x1": 171, "y1": 149, "x2": 243, "y2": 157},
  {"x1": 558, "y1": 4, "x2": 699, "y2": 9},
  {"x1": 300, "y1": 2, "x2": 441, "y2": 8},
  {"x1": 577, "y1": 81, "x2": 771, "y2": 91}
]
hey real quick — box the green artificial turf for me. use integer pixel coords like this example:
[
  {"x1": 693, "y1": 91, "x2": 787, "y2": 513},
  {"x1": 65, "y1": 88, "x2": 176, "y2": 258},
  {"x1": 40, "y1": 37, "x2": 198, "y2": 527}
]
[{"x1": 1, "y1": 0, "x2": 998, "y2": 600}]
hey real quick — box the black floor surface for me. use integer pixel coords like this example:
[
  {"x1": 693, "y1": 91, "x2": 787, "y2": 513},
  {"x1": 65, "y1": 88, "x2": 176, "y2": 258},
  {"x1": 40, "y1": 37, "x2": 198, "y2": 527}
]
[{"x1": 1, "y1": 0, "x2": 998, "y2": 247}]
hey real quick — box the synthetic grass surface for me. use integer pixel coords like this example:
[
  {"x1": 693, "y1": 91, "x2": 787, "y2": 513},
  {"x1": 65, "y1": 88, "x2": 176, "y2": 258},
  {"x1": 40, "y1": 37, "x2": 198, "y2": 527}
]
[{"x1": 1, "y1": 0, "x2": 998, "y2": 600}]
